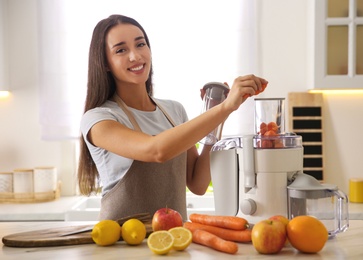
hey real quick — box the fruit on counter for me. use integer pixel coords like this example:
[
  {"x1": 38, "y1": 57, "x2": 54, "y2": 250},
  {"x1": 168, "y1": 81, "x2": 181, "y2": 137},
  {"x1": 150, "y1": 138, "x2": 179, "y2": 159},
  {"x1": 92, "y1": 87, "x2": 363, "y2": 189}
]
[
  {"x1": 183, "y1": 221, "x2": 252, "y2": 243},
  {"x1": 121, "y1": 218, "x2": 146, "y2": 245},
  {"x1": 268, "y1": 215, "x2": 290, "y2": 245},
  {"x1": 147, "y1": 227, "x2": 193, "y2": 254},
  {"x1": 147, "y1": 230, "x2": 175, "y2": 255},
  {"x1": 287, "y1": 215, "x2": 328, "y2": 253},
  {"x1": 189, "y1": 213, "x2": 248, "y2": 230},
  {"x1": 251, "y1": 219, "x2": 287, "y2": 254},
  {"x1": 268, "y1": 214, "x2": 289, "y2": 224},
  {"x1": 168, "y1": 227, "x2": 193, "y2": 251},
  {"x1": 152, "y1": 207, "x2": 183, "y2": 231},
  {"x1": 192, "y1": 229, "x2": 239, "y2": 254},
  {"x1": 184, "y1": 214, "x2": 250, "y2": 254},
  {"x1": 91, "y1": 220, "x2": 121, "y2": 246}
]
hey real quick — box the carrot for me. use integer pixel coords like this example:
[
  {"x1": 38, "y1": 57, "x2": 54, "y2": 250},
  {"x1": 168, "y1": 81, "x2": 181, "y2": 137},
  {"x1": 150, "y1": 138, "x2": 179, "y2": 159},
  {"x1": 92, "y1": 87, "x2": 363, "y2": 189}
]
[
  {"x1": 184, "y1": 221, "x2": 252, "y2": 243},
  {"x1": 189, "y1": 213, "x2": 248, "y2": 230},
  {"x1": 192, "y1": 229, "x2": 238, "y2": 254},
  {"x1": 267, "y1": 121, "x2": 278, "y2": 132},
  {"x1": 259, "y1": 122, "x2": 268, "y2": 135},
  {"x1": 243, "y1": 82, "x2": 268, "y2": 99}
]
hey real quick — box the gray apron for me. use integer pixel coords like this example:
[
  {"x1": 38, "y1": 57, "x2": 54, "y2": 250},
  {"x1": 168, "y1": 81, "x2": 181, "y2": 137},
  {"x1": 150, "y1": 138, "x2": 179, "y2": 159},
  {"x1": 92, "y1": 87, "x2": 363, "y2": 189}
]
[{"x1": 99, "y1": 95, "x2": 188, "y2": 221}]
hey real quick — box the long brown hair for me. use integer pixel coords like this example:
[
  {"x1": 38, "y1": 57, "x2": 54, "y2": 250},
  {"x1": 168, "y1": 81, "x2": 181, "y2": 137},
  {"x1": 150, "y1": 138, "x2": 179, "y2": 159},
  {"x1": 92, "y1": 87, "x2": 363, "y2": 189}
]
[{"x1": 78, "y1": 15, "x2": 154, "y2": 195}]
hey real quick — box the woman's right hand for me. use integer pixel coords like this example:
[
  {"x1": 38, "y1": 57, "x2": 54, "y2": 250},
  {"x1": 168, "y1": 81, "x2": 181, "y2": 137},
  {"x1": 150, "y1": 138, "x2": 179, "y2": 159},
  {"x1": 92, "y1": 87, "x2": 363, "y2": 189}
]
[{"x1": 223, "y1": 74, "x2": 268, "y2": 112}]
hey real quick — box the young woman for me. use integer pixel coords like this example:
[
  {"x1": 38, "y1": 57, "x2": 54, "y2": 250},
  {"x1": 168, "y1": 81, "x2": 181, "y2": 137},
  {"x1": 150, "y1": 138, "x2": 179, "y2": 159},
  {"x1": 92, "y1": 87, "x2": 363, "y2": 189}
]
[{"x1": 78, "y1": 14, "x2": 268, "y2": 221}]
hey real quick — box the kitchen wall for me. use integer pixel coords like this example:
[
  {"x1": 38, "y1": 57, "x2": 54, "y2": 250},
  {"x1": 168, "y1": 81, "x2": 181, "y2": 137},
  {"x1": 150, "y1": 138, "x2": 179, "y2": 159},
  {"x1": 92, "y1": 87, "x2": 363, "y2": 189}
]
[
  {"x1": 259, "y1": 0, "x2": 363, "y2": 194},
  {"x1": 0, "y1": 0, "x2": 362, "y2": 196},
  {"x1": 0, "y1": 0, "x2": 77, "y2": 195}
]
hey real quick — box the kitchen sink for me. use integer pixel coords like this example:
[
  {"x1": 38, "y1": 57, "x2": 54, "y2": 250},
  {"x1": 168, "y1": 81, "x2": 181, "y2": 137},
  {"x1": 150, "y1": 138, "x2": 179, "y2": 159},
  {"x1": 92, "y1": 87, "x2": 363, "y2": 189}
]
[{"x1": 65, "y1": 194, "x2": 215, "y2": 221}]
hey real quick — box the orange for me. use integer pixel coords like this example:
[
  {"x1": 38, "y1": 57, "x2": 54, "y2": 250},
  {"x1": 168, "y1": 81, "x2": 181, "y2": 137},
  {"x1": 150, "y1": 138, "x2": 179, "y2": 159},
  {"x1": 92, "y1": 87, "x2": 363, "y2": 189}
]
[{"x1": 286, "y1": 215, "x2": 328, "y2": 253}]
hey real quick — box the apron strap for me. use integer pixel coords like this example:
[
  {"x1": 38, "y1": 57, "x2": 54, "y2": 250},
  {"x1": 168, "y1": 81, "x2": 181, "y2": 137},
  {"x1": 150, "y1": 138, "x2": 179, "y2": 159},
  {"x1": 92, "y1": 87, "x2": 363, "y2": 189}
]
[
  {"x1": 150, "y1": 96, "x2": 177, "y2": 127},
  {"x1": 113, "y1": 94, "x2": 177, "y2": 131},
  {"x1": 113, "y1": 94, "x2": 142, "y2": 132}
]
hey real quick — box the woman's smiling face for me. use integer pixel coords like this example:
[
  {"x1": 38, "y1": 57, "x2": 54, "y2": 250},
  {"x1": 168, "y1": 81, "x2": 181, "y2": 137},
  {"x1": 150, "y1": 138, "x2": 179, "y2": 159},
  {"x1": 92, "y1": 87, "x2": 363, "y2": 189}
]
[{"x1": 105, "y1": 23, "x2": 151, "y2": 87}]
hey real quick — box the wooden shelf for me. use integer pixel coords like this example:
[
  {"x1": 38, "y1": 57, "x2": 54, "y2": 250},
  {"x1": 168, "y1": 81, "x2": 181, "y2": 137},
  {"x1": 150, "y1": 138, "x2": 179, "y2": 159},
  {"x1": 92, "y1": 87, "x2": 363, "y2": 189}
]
[{"x1": 288, "y1": 92, "x2": 324, "y2": 181}]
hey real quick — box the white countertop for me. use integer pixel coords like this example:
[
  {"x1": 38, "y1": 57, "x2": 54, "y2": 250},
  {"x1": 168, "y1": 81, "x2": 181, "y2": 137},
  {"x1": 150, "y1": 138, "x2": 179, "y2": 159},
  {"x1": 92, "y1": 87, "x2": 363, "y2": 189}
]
[
  {"x1": 0, "y1": 196, "x2": 362, "y2": 221},
  {"x1": 1, "y1": 220, "x2": 363, "y2": 259}
]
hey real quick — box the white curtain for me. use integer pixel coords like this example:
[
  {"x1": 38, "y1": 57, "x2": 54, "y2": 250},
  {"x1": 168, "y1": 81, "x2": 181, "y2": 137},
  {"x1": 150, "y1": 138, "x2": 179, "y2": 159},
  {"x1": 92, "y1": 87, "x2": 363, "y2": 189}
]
[
  {"x1": 38, "y1": 0, "x2": 87, "y2": 140},
  {"x1": 0, "y1": 0, "x2": 10, "y2": 91},
  {"x1": 222, "y1": 0, "x2": 261, "y2": 137},
  {"x1": 38, "y1": 0, "x2": 259, "y2": 140}
]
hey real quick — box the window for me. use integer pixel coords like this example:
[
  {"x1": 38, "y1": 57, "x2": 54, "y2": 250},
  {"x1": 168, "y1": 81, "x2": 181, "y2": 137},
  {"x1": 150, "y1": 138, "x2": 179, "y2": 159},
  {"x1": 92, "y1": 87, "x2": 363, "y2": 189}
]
[{"x1": 309, "y1": 0, "x2": 363, "y2": 89}]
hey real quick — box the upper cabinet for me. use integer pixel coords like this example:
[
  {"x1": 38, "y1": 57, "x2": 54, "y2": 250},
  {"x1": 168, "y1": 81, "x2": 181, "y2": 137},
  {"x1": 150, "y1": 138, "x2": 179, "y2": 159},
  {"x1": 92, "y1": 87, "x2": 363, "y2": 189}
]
[{"x1": 308, "y1": 0, "x2": 363, "y2": 89}]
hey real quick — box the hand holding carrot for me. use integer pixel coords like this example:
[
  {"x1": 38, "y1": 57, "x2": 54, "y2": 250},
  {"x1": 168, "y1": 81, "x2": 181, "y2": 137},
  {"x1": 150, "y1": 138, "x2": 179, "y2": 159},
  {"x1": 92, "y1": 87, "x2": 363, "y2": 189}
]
[
  {"x1": 222, "y1": 75, "x2": 268, "y2": 112},
  {"x1": 243, "y1": 82, "x2": 268, "y2": 99}
]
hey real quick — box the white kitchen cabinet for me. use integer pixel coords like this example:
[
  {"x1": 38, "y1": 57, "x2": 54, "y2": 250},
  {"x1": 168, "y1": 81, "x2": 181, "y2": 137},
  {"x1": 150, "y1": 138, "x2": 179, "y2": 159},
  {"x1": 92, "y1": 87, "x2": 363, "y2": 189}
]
[{"x1": 308, "y1": 0, "x2": 363, "y2": 89}]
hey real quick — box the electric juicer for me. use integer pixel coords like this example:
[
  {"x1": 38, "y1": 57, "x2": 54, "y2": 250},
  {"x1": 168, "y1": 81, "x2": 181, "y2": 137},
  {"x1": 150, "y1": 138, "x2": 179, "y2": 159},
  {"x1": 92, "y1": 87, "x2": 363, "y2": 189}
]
[{"x1": 210, "y1": 98, "x2": 349, "y2": 237}]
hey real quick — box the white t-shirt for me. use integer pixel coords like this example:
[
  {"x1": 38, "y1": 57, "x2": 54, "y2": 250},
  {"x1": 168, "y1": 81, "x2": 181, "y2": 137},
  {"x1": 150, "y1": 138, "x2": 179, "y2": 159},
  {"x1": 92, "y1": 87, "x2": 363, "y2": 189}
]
[{"x1": 80, "y1": 98, "x2": 189, "y2": 195}]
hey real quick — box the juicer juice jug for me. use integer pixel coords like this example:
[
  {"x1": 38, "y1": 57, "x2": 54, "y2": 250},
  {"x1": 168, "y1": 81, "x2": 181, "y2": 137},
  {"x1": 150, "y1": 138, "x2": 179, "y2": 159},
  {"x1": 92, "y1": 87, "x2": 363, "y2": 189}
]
[
  {"x1": 287, "y1": 174, "x2": 349, "y2": 237},
  {"x1": 210, "y1": 98, "x2": 349, "y2": 236}
]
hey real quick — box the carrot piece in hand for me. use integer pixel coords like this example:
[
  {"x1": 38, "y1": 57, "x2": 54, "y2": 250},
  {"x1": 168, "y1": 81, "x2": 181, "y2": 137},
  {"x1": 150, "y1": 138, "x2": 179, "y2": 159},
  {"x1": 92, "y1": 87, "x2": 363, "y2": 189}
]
[
  {"x1": 189, "y1": 213, "x2": 248, "y2": 230},
  {"x1": 184, "y1": 222, "x2": 252, "y2": 243},
  {"x1": 256, "y1": 83, "x2": 268, "y2": 95},
  {"x1": 192, "y1": 229, "x2": 238, "y2": 254},
  {"x1": 243, "y1": 83, "x2": 268, "y2": 99}
]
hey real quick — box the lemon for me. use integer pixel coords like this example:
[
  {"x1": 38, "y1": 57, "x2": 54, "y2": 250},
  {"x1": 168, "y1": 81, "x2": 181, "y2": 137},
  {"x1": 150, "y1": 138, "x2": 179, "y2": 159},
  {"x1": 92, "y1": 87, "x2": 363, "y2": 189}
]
[
  {"x1": 121, "y1": 218, "x2": 147, "y2": 245},
  {"x1": 147, "y1": 230, "x2": 175, "y2": 255},
  {"x1": 91, "y1": 220, "x2": 121, "y2": 246},
  {"x1": 168, "y1": 227, "x2": 193, "y2": 251}
]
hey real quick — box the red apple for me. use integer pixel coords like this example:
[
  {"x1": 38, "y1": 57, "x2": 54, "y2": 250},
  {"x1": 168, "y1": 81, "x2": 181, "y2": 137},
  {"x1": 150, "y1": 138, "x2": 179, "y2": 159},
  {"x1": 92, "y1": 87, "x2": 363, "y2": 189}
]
[
  {"x1": 269, "y1": 215, "x2": 290, "y2": 246},
  {"x1": 152, "y1": 207, "x2": 183, "y2": 231},
  {"x1": 251, "y1": 219, "x2": 287, "y2": 254}
]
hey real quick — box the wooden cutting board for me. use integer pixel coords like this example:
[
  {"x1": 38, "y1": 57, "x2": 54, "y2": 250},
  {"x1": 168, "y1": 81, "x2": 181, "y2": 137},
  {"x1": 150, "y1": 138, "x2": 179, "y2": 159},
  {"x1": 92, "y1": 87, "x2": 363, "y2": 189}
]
[{"x1": 2, "y1": 223, "x2": 153, "y2": 247}]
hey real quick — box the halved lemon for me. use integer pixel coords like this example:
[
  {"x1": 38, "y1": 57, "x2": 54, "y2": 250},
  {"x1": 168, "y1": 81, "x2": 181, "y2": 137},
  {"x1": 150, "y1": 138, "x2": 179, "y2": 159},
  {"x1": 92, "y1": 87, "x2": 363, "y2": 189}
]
[
  {"x1": 147, "y1": 230, "x2": 175, "y2": 255},
  {"x1": 168, "y1": 227, "x2": 193, "y2": 251}
]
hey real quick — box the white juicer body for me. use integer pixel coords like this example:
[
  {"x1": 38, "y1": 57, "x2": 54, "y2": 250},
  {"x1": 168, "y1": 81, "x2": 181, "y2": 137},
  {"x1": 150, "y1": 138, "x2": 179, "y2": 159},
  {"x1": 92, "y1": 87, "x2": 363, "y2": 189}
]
[
  {"x1": 237, "y1": 142, "x2": 304, "y2": 223},
  {"x1": 210, "y1": 136, "x2": 304, "y2": 224}
]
